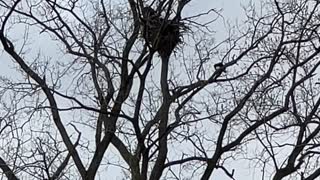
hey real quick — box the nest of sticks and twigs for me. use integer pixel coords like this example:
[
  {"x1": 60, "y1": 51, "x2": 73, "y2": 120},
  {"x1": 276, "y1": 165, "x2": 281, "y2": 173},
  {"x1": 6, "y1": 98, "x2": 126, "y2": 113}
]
[{"x1": 141, "y1": 7, "x2": 187, "y2": 59}]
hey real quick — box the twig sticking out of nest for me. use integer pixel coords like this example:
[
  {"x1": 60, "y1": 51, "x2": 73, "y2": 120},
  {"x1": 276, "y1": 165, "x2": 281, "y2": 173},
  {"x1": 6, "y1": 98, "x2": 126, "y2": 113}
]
[{"x1": 141, "y1": 7, "x2": 186, "y2": 59}]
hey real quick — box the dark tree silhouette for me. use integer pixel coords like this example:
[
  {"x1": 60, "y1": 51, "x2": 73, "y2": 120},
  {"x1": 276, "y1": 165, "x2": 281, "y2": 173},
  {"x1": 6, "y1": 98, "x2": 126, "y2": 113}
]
[{"x1": 1, "y1": 0, "x2": 320, "y2": 180}]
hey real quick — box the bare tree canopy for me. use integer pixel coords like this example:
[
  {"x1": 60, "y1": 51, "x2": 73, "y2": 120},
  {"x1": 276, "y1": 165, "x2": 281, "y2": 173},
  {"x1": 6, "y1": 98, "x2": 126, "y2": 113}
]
[{"x1": 1, "y1": 0, "x2": 320, "y2": 179}]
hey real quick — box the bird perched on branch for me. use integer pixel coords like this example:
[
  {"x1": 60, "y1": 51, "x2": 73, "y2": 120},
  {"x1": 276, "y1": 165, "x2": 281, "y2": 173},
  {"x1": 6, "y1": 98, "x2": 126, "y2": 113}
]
[{"x1": 214, "y1": 62, "x2": 226, "y2": 72}]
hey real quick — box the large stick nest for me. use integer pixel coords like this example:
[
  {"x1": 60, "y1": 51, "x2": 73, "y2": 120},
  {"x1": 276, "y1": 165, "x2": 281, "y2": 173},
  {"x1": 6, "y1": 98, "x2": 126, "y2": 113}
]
[{"x1": 141, "y1": 7, "x2": 187, "y2": 58}]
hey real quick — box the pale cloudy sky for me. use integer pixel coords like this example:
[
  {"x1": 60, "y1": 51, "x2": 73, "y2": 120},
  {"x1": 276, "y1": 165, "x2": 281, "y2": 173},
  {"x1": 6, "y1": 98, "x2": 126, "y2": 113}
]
[
  {"x1": 184, "y1": 1, "x2": 260, "y2": 180},
  {"x1": 0, "y1": 1, "x2": 259, "y2": 179}
]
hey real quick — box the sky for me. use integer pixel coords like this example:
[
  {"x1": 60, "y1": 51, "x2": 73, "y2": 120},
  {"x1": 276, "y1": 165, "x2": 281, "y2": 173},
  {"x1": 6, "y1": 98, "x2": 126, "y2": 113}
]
[
  {"x1": 183, "y1": 1, "x2": 261, "y2": 180},
  {"x1": 0, "y1": 0, "x2": 263, "y2": 180}
]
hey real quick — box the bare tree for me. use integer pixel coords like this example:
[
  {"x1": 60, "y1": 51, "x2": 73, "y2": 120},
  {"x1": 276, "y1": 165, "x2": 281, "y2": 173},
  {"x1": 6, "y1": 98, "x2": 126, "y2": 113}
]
[{"x1": 1, "y1": 0, "x2": 320, "y2": 180}]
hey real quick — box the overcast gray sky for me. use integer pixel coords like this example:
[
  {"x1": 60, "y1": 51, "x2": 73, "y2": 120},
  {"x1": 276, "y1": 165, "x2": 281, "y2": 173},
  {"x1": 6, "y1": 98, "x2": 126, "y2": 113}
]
[
  {"x1": 0, "y1": 1, "x2": 262, "y2": 180},
  {"x1": 183, "y1": 1, "x2": 261, "y2": 180}
]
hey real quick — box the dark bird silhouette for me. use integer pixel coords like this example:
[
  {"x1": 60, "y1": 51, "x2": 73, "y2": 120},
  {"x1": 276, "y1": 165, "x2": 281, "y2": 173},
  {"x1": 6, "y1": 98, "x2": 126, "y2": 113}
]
[{"x1": 214, "y1": 62, "x2": 226, "y2": 72}]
